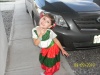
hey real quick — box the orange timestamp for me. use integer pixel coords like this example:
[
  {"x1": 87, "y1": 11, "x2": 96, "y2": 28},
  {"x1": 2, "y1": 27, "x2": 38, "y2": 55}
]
[{"x1": 74, "y1": 62, "x2": 96, "y2": 68}]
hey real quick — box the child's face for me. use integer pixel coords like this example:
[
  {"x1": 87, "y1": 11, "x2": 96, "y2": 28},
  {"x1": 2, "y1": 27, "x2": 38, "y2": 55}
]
[{"x1": 39, "y1": 16, "x2": 52, "y2": 29}]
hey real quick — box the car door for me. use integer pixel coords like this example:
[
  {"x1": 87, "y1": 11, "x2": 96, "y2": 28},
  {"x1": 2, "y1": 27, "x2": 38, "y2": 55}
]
[
  {"x1": 26, "y1": 0, "x2": 33, "y2": 17},
  {"x1": 31, "y1": 0, "x2": 41, "y2": 26}
]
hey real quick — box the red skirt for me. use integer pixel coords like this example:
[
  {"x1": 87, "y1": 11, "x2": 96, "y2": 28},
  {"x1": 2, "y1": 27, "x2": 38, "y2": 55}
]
[{"x1": 39, "y1": 43, "x2": 60, "y2": 75}]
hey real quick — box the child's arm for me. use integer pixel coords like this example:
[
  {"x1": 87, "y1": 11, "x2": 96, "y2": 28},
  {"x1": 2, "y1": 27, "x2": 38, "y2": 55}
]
[
  {"x1": 53, "y1": 38, "x2": 69, "y2": 57},
  {"x1": 33, "y1": 34, "x2": 42, "y2": 46},
  {"x1": 33, "y1": 28, "x2": 46, "y2": 46}
]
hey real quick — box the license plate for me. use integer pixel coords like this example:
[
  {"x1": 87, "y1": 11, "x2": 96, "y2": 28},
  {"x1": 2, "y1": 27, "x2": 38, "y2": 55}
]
[{"x1": 93, "y1": 35, "x2": 100, "y2": 44}]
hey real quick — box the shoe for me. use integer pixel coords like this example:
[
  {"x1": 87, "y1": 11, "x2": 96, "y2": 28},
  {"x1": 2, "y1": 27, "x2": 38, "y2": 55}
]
[{"x1": 40, "y1": 72, "x2": 45, "y2": 75}]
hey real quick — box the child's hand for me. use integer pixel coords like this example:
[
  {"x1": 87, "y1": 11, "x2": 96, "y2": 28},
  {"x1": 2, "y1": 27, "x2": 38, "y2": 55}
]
[
  {"x1": 40, "y1": 29, "x2": 45, "y2": 35},
  {"x1": 38, "y1": 28, "x2": 46, "y2": 37},
  {"x1": 40, "y1": 28, "x2": 46, "y2": 35},
  {"x1": 61, "y1": 49, "x2": 69, "y2": 57}
]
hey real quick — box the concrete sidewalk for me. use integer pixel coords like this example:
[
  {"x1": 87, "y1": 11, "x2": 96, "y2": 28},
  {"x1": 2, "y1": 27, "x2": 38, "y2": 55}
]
[
  {"x1": 5, "y1": 0, "x2": 75, "y2": 75},
  {"x1": 0, "y1": 2, "x2": 15, "y2": 11}
]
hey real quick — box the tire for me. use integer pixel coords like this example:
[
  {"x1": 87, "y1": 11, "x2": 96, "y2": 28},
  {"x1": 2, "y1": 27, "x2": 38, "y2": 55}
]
[
  {"x1": 26, "y1": 7, "x2": 29, "y2": 13},
  {"x1": 32, "y1": 13, "x2": 37, "y2": 27},
  {"x1": 25, "y1": 0, "x2": 29, "y2": 13},
  {"x1": 25, "y1": 3, "x2": 29, "y2": 13}
]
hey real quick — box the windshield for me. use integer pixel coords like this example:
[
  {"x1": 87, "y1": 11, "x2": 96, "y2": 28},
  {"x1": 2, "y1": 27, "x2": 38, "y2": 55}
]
[
  {"x1": 46, "y1": 0, "x2": 94, "y2": 3},
  {"x1": 44, "y1": 0, "x2": 100, "y2": 12}
]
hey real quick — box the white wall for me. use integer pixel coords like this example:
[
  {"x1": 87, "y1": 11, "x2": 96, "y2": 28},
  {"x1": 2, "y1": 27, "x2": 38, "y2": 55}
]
[{"x1": 0, "y1": 11, "x2": 8, "y2": 75}]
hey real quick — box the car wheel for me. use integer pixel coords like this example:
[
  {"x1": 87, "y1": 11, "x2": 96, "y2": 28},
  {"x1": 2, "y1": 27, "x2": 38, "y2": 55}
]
[
  {"x1": 25, "y1": 6, "x2": 29, "y2": 13},
  {"x1": 26, "y1": 8, "x2": 29, "y2": 13},
  {"x1": 26, "y1": 9, "x2": 29, "y2": 13},
  {"x1": 32, "y1": 13, "x2": 37, "y2": 27}
]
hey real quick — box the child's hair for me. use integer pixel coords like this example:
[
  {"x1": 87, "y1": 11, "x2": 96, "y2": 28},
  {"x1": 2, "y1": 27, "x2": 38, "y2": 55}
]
[{"x1": 43, "y1": 13, "x2": 55, "y2": 25}]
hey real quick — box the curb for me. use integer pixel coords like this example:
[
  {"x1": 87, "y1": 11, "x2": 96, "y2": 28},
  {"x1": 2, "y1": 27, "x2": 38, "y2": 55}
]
[{"x1": 60, "y1": 54, "x2": 75, "y2": 75}]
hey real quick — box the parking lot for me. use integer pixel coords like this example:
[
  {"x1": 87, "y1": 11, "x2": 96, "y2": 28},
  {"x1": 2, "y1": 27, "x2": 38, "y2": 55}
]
[
  {"x1": 1, "y1": 0, "x2": 100, "y2": 75},
  {"x1": 67, "y1": 49, "x2": 100, "y2": 75}
]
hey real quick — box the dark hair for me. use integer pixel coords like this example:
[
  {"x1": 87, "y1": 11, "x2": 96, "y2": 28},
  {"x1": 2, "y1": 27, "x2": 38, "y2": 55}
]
[{"x1": 44, "y1": 13, "x2": 55, "y2": 25}]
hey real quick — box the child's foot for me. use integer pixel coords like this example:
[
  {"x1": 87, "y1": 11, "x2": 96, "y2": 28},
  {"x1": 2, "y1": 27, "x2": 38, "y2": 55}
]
[{"x1": 40, "y1": 72, "x2": 45, "y2": 75}]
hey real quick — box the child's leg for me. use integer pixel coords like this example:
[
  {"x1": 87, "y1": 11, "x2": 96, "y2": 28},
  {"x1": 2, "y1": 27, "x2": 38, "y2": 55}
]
[
  {"x1": 40, "y1": 44, "x2": 60, "y2": 75},
  {"x1": 44, "y1": 71, "x2": 53, "y2": 75},
  {"x1": 41, "y1": 64, "x2": 53, "y2": 75},
  {"x1": 42, "y1": 62, "x2": 60, "y2": 75}
]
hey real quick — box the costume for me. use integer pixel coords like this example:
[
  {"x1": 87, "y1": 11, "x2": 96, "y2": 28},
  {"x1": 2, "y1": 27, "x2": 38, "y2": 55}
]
[{"x1": 32, "y1": 26, "x2": 60, "y2": 75}]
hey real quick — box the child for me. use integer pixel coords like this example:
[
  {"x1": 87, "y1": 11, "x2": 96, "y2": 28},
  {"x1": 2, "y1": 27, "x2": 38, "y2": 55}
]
[{"x1": 32, "y1": 13, "x2": 69, "y2": 75}]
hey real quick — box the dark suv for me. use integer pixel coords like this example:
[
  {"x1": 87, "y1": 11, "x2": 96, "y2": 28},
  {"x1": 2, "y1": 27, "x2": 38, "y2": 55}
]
[{"x1": 25, "y1": 0, "x2": 100, "y2": 50}]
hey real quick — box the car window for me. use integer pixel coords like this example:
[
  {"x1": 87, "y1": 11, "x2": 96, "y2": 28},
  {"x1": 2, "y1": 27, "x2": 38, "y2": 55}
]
[
  {"x1": 27, "y1": 0, "x2": 32, "y2": 3},
  {"x1": 46, "y1": 0, "x2": 93, "y2": 3}
]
